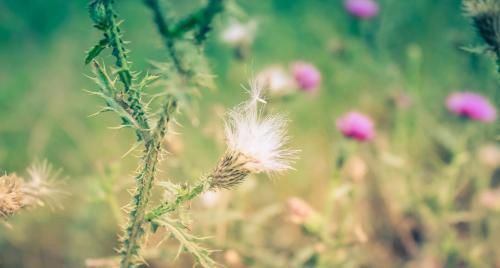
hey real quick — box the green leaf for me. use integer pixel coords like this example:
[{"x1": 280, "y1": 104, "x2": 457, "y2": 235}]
[{"x1": 85, "y1": 38, "x2": 109, "y2": 65}]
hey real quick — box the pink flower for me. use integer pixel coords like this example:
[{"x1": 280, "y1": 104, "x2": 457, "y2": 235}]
[
  {"x1": 345, "y1": 0, "x2": 379, "y2": 19},
  {"x1": 446, "y1": 92, "x2": 496, "y2": 123},
  {"x1": 336, "y1": 112, "x2": 375, "y2": 141},
  {"x1": 291, "y1": 61, "x2": 321, "y2": 92}
]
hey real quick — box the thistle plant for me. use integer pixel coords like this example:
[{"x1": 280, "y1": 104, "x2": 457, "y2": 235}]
[
  {"x1": 463, "y1": 0, "x2": 500, "y2": 73},
  {"x1": 146, "y1": 82, "x2": 296, "y2": 222},
  {"x1": 85, "y1": 1, "x2": 295, "y2": 267}
]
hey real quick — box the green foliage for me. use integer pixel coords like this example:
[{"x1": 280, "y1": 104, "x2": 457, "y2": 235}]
[{"x1": 155, "y1": 216, "x2": 217, "y2": 268}]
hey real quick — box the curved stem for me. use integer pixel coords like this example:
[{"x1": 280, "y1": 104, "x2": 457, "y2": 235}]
[{"x1": 143, "y1": 0, "x2": 190, "y2": 77}]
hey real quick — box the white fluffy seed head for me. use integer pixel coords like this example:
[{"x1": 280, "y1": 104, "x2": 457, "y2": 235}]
[{"x1": 223, "y1": 80, "x2": 296, "y2": 175}]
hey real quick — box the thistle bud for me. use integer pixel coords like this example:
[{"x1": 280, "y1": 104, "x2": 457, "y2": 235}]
[
  {"x1": 89, "y1": 0, "x2": 108, "y2": 27},
  {"x1": 209, "y1": 151, "x2": 252, "y2": 189}
]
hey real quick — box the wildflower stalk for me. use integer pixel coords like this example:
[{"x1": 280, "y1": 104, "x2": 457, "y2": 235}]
[{"x1": 119, "y1": 100, "x2": 176, "y2": 268}]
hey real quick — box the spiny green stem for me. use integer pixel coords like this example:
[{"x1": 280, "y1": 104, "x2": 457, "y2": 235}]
[
  {"x1": 120, "y1": 100, "x2": 176, "y2": 268},
  {"x1": 144, "y1": 0, "x2": 224, "y2": 77},
  {"x1": 120, "y1": 142, "x2": 161, "y2": 267},
  {"x1": 145, "y1": 179, "x2": 210, "y2": 222},
  {"x1": 102, "y1": 0, "x2": 133, "y2": 92},
  {"x1": 91, "y1": 0, "x2": 151, "y2": 141}
]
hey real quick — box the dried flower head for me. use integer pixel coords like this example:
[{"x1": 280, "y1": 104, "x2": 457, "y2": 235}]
[
  {"x1": 210, "y1": 81, "x2": 296, "y2": 189},
  {"x1": 0, "y1": 161, "x2": 63, "y2": 218},
  {"x1": 464, "y1": 0, "x2": 500, "y2": 53},
  {"x1": 0, "y1": 174, "x2": 25, "y2": 218}
]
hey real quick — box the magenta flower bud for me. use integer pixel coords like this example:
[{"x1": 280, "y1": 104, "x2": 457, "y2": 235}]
[
  {"x1": 446, "y1": 92, "x2": 497, "y2": 123},
  {"x1": 336, "y1": 112, "x2": 375, "y2": 142},
  {"x1": 291, "y1": 61, "x2": 321, "y2": 92},
  {"x1": 344, "y1": 0, "x2": 379, "y2": 19}
]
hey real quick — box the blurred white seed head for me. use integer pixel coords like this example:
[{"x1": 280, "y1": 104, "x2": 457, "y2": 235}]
[
  {"x1": 210, "y1": 80, "x2": 296, "y2": 189},
  {"x1": 221, "y1": 20, "x2": 257, "y2": 46},
  {"x1": 256, "y1": 65, "x2": 295, "y2": 97},
  {"x1": 23, "y1": 161, "x2": 63, "y2": 207},
  {"x1": 200, "y1": 191, "x2": 221, "y2": 208}
]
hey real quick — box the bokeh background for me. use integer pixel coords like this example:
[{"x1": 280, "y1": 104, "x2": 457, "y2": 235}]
[{"x1": 0, "y1": 0, "x2": 498, "y2": 267}]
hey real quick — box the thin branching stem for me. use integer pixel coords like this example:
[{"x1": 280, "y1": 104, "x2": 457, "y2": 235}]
[
  {"x1": 143, "y1": 0, "x2": 190, "y2": 77},
  {"x1": 143, "y1": 0, "x2": 225, "y2": 77},
  {"x1": 168, "y1": 0, "x2": 224, "y2": 40}
]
